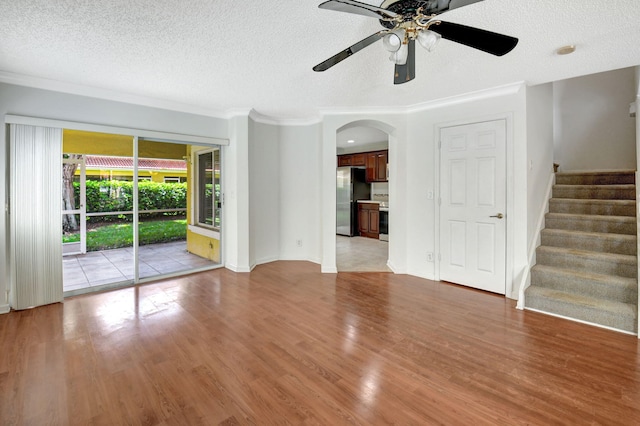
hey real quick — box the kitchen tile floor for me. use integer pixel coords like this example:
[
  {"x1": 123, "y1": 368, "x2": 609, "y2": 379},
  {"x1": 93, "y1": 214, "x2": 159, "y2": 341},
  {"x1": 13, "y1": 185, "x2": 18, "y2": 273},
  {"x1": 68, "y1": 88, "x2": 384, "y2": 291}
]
[{"x1": 336, "y1": 235, "x2": 391, "y2": 272}]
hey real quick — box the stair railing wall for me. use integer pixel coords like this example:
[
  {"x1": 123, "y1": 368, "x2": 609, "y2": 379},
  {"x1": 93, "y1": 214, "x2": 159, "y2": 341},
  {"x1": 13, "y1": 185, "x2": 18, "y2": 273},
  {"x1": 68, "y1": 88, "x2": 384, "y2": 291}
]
[
  {"x1": 636, "y1": 167, "x2": 640, "y2": 338},
  {"x1": 516, "y1": 170, "x2": 556, "y2": 309},
  {"x1": 636, "y1": 90, "x2": 639, "y2": 337}
]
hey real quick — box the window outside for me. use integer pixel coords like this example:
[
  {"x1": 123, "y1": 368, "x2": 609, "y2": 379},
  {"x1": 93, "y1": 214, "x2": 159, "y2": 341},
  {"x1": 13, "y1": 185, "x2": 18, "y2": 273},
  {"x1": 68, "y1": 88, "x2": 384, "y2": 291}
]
[{"x1": 197, "y1": 149, "x2": 221, "y2": 229}]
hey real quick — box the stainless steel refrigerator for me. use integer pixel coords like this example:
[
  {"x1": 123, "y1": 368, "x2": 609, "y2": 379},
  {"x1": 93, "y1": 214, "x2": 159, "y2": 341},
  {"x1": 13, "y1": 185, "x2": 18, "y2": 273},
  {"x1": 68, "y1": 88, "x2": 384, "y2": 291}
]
[{"x1": 336, "y1": 167, "x2": 371, "y2": 236}]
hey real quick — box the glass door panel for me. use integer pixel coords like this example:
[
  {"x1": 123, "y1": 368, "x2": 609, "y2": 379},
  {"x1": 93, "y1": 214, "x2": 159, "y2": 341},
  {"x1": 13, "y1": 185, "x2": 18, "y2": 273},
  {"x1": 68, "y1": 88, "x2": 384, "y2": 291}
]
[
  {"x1": 136, "y1": 140, "x2": 221, "y2": 281},
  {"x1": 62, "y1": 130, "x2": 134, "y2": 293}
]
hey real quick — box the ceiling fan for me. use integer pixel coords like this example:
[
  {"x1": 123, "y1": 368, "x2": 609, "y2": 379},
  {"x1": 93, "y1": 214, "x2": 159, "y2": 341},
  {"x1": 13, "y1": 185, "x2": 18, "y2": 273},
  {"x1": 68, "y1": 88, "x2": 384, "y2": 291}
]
[{"x1": 312, "y1": 0, "x2": 518, "y2": 84}]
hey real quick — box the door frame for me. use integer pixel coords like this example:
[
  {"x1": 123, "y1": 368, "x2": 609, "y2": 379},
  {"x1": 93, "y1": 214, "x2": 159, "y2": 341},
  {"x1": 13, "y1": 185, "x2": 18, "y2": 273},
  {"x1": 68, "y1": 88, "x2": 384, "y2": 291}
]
[
  {"x1": 434, "y1": 113, "x2": 515, "y2": 297},
  {"x1": 62, "y1": 155, "x2": 86, "y2": 255}
]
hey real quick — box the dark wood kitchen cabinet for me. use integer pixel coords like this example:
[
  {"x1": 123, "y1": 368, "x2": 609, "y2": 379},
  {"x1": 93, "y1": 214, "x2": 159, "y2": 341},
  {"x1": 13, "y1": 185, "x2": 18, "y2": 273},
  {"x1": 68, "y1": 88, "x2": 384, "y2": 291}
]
[
  {"x1": 338, "y1": 155, "x2": 351, "y2": 166},
  {"x1": 338, "y1": 153, "x2": 366, "y2": 167},
  {"x1": 366, "y1": 150, "x2": 388, "y2": 183},
  {"x1": 358, "y1": 202, "x2": 379, "y2": 239},
  {"x1": 351, "y1": 153, "x2": 366, "y2": 166}
]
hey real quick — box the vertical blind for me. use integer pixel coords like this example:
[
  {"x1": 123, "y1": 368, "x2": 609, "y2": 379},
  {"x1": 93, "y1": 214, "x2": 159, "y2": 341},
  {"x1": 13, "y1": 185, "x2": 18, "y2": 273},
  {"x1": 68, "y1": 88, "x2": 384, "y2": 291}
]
[{"x1": 10, "y1": 124, "x2": 63, "y2": 309}]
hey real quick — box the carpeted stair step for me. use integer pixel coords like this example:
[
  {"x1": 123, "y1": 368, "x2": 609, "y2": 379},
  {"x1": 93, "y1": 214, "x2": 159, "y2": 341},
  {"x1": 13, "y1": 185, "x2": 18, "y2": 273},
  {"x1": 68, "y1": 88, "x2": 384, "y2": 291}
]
[
  {"x1": 544, "y1": 212, "x2": 636, "y2": 235},
  {"x1": 540, "y1": 228, "x2": 637, "y2": 255},
  {"x1": 525, "y1": 286, "x2": 637, "y2": 333},
  {"x1": 555, "y1": 170, "x2": 636, "y2": 185},
  {"x1": 549, "y1": 198, "x2": 636, "y2": 217},
  {"x1": 536, "y1": 245, "x2": 637, "y2": 278},
  {"x1": 530, "y1": 264, "x2": 637, "y2": 303},
  {"x1": 552, "y1": 184, "x2": 636, "y2": 200}
]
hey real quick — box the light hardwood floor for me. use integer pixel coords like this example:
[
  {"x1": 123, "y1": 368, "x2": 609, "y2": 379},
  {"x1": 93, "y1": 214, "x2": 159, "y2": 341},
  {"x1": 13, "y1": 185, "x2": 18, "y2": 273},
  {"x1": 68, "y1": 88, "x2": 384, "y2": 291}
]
[{"x1": 1, "y1": 261, "x2": 639, "y2": 424}]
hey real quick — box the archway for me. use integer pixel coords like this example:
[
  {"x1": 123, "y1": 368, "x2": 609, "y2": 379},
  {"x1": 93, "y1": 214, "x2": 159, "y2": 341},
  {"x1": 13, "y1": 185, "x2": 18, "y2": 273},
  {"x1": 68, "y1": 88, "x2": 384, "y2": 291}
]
[{"x1": 335, "y1": 120, "x2": 395, "y2": 272}]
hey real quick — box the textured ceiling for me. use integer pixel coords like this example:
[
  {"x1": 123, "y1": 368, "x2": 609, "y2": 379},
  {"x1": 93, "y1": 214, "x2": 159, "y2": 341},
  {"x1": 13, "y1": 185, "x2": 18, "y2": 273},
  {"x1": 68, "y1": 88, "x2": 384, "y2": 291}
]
[{"x1": 1, "y1": 0, "x2": 639, "y2": 121}]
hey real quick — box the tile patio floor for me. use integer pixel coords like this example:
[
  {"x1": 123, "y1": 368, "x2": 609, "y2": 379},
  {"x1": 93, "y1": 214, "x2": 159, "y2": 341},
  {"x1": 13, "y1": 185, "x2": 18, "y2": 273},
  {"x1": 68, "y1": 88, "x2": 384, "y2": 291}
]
[
  {"x1": 63, "y1": 241, "x2": 217, "y2": 292},
  {"x1": 64, "y1": 237, "x2": 389, "y2": 293}
]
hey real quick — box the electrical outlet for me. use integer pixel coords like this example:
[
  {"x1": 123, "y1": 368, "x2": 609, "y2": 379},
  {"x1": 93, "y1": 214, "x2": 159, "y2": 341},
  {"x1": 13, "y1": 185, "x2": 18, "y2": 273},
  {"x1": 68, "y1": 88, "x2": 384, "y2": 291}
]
[
  {"x1": 427, "y1": 190, "x2": 434, "y2": 200},
  {"x1": 426, "y1": 252, "x2": 434, "y2": 262},
  {"x1": 296, "y1": 239, "x2": 303, "y2": 247}
]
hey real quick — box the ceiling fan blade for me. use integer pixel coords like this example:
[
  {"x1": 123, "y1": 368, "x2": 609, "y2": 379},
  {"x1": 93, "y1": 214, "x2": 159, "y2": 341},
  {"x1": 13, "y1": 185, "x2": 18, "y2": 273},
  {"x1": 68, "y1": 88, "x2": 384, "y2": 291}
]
[
  {"x1": 448, "y1": 0, "x2": 485, "y2": 11},
  {"x1": 318, "y1": 0, "x2": 400, "y2": 21},
  {"x1": 394, "y1": 39, "x2": 415, "y2": 85},
  {"x1": 313, "y1": 31, "x2": 385, "y2": 72},
  {"x1": 431, "y1": 21, "x2": 518, "y2": 56}
]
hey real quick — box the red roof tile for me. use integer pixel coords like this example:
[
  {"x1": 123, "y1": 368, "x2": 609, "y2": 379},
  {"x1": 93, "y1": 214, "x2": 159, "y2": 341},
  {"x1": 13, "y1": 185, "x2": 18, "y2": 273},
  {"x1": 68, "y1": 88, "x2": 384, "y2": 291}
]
[{"x1": 85, "y1": 155, "x2": 186, "y2": 171}]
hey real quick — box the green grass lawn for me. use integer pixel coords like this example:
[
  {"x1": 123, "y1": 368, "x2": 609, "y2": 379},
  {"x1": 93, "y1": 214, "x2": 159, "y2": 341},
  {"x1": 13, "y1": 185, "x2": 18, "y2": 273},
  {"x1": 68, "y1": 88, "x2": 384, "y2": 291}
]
[{"x1": 63, "y1": 219, "x2": 187, "y2": 251}]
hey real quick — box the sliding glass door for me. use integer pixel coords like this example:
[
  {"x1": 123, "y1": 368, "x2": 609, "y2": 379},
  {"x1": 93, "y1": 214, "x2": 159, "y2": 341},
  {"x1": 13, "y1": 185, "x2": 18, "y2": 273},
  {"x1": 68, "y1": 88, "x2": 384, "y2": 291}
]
[
  {"x1": 62, "y1": 130, "x2": 135, "y2": 292},
  {"x1": 135, "y1": 140, "x2": 222, "y2": 281},
  {"x1": 8, "y1": 115, "x2": 227, "y2": 309},
  {"x1": 60, "y1": 132, "x2": 223, "y2": 294}
]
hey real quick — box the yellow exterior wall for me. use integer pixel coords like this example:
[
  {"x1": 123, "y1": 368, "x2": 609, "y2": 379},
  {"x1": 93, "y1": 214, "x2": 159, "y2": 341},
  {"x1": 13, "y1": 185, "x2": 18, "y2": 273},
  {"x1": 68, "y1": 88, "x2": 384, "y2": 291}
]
[
  {"x1": 63, "y1": 130, "x2": 133, "y2": 156},
  {"x1": 186, "y1": 230, "x2": 221, "y2": 263},
  {"x1": 66, "y1": 133, "x2": 188, "y2": 182},
  {"x1": 63, "y1": 130, "x2": 187, "y2": 159},
  {"x1": 139, "y1": 140, "x2": 186, "y2": 160}
]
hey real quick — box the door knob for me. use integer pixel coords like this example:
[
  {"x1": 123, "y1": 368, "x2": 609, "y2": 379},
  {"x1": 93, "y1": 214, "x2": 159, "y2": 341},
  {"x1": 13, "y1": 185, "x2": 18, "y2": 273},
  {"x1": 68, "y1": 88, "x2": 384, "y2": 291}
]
[{"x1": 490, "y1": 213, "x2": 504, "y2": 219}]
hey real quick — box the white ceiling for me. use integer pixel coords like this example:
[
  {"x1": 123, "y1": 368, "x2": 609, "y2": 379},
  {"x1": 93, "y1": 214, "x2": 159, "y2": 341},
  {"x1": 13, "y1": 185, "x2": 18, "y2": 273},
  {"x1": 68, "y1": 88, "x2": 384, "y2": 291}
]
[
  {"x1": 1, "y1": 0, "x2": 639, "y2": 121},
  {"x1": 337, "y1": 126, "x2": 389, "y2": 149}
]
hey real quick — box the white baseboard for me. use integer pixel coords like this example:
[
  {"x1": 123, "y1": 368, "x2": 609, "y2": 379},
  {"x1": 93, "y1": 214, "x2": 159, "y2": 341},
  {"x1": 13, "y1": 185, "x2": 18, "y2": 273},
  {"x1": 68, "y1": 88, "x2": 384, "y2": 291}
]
[
  {"x1": 255, "y1": 256, "x2": 279, "y2": 266},
  {"x1": 386, "y1": 260, "x2": 405, "y2": 274},
  {"x1": 321, "y1": 265, "x2": 338, "y2": 273},
  {"x1": 0, "y1": 304, "x2": 10, "y2": 314},
  {"x1": 525, "y1": 307, "x2": 638, "y2": 336},
  {"x1": 225, "y1": 263, "x2": 252, "y2": 273}
]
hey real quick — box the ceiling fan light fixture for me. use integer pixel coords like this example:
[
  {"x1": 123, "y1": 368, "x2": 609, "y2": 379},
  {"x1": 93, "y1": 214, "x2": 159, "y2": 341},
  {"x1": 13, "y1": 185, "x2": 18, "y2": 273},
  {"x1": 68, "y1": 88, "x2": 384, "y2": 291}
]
[
  {"x1": 382, "y1": 29, "x2": 405, "y2": 52},
  {"x1": 389, "y1": 42, "x2": 409, "y2": 65},
  {"x1": 417, "y1": 30, "x2": 441, "y2": 51}
]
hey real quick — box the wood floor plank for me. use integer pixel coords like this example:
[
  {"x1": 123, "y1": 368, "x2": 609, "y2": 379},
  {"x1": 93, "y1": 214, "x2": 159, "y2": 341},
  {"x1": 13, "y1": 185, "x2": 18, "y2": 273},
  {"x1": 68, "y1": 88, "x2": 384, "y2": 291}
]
[{"x1": 1, "y1": 260, "x2": 640, "y2": 425}]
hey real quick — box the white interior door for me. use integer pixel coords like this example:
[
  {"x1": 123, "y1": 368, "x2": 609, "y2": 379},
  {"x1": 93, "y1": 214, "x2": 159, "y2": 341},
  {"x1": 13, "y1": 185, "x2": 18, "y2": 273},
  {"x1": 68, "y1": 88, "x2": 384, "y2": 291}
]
[{"x1": 439, "y1": 120, "x2": 506, "y2": 294}]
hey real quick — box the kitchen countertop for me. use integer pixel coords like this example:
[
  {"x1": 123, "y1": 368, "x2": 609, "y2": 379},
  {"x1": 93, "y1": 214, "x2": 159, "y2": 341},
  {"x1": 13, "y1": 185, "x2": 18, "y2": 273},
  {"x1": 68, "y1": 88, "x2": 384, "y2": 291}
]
[{"x1": 357, "y1": 200, "x2": 389, "y2": 210}]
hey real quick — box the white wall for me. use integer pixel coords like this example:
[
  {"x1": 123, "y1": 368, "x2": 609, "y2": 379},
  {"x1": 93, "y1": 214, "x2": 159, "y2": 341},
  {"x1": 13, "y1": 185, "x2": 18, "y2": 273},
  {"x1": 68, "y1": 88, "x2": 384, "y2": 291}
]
[
  {"x1": 553, "y1": 67, "x2": 637, "y2": 171},
  {"x1": 248, "y1": 119, "x2": 280, "y2": 267},
  {"x1": 526, "y1": 84, "x2": 555, "y2": 251},
  {"x1": 403, "y1": 84, "x2": 528, "y2": 299},
  {"x1": 247, "y1": 119, "x2": 322, "y2": 268},
  {"x1": 278, "y1": 124, "x2": 322, "y2": 263},
  {"x1": 225, "y1": 115, "x2": 251, "y2": 272},
  {"x1": 0, "y1": 82, "x2": 231, "y2": 312}
]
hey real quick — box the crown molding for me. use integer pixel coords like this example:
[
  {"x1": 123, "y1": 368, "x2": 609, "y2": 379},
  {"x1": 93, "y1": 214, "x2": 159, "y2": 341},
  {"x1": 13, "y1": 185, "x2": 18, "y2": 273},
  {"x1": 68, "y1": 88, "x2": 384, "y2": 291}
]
[
  {"x1": 0, "y1": 71, "x2": 526, "y2": 125},
  {"x1": 0, "y1": 71, "x2": 232, "y2": 119},
  {"x1": 249, "y1": 109, "x2": 322, "y2": 126},
  {"x1": 405, "y1": 81, "x2": 526, "y2": 113},
  {"x1": 319, "y1": 81, "x2": 526, "y2": 117}
]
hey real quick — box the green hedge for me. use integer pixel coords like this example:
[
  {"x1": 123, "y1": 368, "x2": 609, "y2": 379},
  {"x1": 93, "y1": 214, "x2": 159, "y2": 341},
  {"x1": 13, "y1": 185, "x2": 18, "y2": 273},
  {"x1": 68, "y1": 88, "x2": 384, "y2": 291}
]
[{"x1": 73, "y1": 180, "x2": 187, "y2": 222}]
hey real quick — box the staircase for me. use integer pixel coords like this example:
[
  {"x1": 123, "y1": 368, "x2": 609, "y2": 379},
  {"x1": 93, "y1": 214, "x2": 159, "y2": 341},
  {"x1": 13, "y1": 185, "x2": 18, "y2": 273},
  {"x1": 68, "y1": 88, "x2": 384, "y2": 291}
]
[{"x1": 525, "y1": 170, "x2": 639, "y2": 334}]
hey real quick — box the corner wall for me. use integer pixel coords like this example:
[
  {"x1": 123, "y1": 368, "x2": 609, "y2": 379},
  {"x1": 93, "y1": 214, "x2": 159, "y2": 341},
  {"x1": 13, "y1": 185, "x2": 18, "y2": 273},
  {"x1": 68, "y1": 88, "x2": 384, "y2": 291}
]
[
  {"x1": 553, "y1": 67, "x2": 637, "y2": 171},
  {"x1": 278, "y1": 124, "x2": 322, "y2": 263},
  {"x1": 248, "y1": 116, "x2": 322, "y2": 268},
  {"x1": 248, "y1": 119, "x2": 280, "y2": 267}
]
